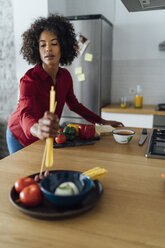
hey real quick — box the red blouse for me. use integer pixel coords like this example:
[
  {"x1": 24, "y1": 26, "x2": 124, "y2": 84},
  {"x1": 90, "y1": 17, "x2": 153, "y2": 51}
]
[{"x1": 8, "y1": 65, "x2": 101, "y2": 146}]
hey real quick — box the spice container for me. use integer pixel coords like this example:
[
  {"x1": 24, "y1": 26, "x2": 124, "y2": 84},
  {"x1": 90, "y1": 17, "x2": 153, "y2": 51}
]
[{"x1": 134, "y1": 85, "x2": 143, "y2": 108}]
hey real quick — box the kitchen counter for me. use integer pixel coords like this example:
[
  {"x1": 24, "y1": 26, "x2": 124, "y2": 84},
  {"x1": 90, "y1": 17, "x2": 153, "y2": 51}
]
[
  {"x1": 1, "y1": 129, "x2": 165, "y2": 248},
  {"x1": 101, "y1": 104, "x2": 165, "y2": 115}
]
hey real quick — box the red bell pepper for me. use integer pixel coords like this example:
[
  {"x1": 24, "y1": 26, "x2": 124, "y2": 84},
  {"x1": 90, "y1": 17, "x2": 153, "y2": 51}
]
[{"x1": 78, "y1": 124, "x2": 95, "y2": 139}]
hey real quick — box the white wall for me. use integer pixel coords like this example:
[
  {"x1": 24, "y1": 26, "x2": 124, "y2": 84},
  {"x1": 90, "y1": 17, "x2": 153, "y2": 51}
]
[
  {"x1": 12, "y1": 0, "x2": 48, "y2": 83},
  {"x1": 0, "y1": 0, "x2": 17, "y2": 119},
  {"x1": 48, "y1": 0, "x2": 67, "y2": 15},
  {"x1": 112, "y1": 0, "x2": 165, "y2": 105},
  {"x1": 114, "y1": 0, "x2": 165, "y2": 60},
  {"x1": 48, "y1": 0, "x2": 116, "y2": 24}
]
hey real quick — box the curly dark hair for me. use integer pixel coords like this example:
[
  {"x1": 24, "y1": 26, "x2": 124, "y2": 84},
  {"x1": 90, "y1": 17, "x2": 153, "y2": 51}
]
[{"x1": 20, "y1": 14, "x2": 78, "y2": 66}]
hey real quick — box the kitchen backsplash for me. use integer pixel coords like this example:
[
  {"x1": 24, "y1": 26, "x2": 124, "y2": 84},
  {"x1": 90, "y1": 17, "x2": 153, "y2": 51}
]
[{"x1": 111, "y1": 58, "x2": 165, "y2": 105}]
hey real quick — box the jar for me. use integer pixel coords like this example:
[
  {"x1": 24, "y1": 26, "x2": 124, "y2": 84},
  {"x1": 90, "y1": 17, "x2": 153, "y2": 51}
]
[{"x1": 134, "y1": 85, "x2": 143, "y2": 108}]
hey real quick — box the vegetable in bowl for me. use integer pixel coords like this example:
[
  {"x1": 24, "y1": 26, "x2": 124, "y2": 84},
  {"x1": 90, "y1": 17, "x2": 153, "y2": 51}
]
[
  {"x1": 40, "y1": 170, "x2": 94, "y2": 207},
  {"x1": 54, "y1": 182, "x2": 79, "y2": 196}
]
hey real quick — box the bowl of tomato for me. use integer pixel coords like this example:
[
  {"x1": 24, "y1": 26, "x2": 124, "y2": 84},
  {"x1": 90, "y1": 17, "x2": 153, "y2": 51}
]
[{"x1": 40, "y1": 170, "x2": 94, "y2": 207}]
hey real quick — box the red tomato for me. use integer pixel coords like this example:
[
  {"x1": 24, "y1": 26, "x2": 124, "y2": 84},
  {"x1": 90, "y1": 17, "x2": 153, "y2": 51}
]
[
  {"x1": 55, "y1": 134, "x2": 66, "y2": 144},
  {"x1": 19, "y1": 184, "x2": 42, "y2": 207},
  {"x1": 14, "y1": 177, "x2": 37, "y2": 193},
  {"x1": 58, "y1": 128, "x2": 63, "y2": 133}
]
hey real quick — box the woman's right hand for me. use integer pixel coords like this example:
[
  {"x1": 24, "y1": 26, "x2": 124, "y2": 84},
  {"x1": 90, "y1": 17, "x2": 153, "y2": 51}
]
[{"x1": 30, "y1": 111, "x2": 60, "y2": 140}]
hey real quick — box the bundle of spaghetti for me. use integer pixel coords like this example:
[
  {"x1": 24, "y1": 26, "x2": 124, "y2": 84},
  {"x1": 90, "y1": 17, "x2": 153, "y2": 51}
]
[
  {"x1": 83, "y1": 167, "x2": 108, "y2": 180},
  {"x1": 40, "y1": 86, "x2": 57, "y2": 175}
]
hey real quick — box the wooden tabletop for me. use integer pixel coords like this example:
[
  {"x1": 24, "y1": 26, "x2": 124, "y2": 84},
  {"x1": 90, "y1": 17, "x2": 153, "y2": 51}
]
[
  {"x1": 1, "y1": 128, "x2": 165, "y2": 248},
  {"x1": 101, "y1": 104, "x2": 165, "y2": 115}
]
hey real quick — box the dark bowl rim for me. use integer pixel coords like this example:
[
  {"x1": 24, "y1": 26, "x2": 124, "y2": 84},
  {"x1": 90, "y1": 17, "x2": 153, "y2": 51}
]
[{"x1": 40, "y1": 170, "x2": 94, "y2": 199}]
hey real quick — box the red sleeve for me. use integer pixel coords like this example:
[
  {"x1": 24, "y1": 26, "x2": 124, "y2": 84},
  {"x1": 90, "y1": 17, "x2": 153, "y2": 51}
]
[
  {"x1": 19, "y1": 78, "x2": 38, "y2": 139},
  {"x1": 65, "y1": 75, "x2": 101, "y2": 124}
]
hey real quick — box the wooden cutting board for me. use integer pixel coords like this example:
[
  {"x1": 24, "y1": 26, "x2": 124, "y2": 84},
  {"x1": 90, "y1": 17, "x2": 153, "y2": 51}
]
[{"x1": 95, "y1": 124, "x2": 114, "y2": 136}]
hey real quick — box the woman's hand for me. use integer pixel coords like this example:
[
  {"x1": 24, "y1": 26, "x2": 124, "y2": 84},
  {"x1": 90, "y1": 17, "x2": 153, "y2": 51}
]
[
  {"x1": 30, "y1": 111, "x2": 60, "y2": 140},
  {"x1": 100, "y1": 119, "x2": 124, "y2": 128}
]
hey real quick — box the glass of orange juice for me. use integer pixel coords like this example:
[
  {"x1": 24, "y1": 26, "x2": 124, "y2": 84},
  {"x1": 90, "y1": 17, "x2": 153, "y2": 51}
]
[{"x1": 120, "y1": 97, "x2": 127, "y2": 108}]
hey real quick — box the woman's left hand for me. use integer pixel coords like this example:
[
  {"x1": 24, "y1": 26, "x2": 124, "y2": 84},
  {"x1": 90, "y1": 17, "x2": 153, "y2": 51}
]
[{"x1": 100, "y1": 119, "x2": 124, "y2": 127}]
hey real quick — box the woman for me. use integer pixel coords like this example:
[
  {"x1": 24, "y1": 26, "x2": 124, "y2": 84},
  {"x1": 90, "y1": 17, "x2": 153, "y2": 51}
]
[{"x1": 6, "y1": 14, "x2": 123, "y2": 154}]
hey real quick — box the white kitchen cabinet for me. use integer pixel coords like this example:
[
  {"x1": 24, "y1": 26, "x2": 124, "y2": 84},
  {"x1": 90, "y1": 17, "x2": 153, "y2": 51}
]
[{"x1": 101, "y1": 112, "x2": 153, "y2": 128}]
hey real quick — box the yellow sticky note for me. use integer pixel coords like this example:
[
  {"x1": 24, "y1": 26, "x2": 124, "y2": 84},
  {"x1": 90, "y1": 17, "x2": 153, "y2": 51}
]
[
  {"x1": 75, "y1": 67, "x2": 82, "y2": 75},
  {"x1": 78, "y1": 73, "x2": 85, "y2": 82},
  {"x1": 84, "y1": 53, "x2": 93, "y2": 62}
]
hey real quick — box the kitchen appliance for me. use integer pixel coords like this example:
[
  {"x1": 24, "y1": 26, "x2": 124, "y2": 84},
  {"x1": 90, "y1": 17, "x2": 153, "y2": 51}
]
[
  {"x1": 155, "y1": 104, "x2": 165, "y2": 111},
  {"x1": 121, "y1": 0, "x2": 165, "y2": 12},
  {"x1": 60, "y1": 14, "x2": 113, "y2": 125},
  {"x1": 146, "y1": 129, "x2": 165, "y2": 158},
  {"x1": 153, "y1": 115, "x2": 165, "y2": 129},
  {"x1": 153, "y1": 105, "x2": 165, "y2": 129},
  {"x1": 159, "y1": 41, "x2": 165, "y2": 51}
]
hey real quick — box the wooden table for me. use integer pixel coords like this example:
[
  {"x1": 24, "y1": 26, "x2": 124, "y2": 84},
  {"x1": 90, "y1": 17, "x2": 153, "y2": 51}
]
[{"x1": 1, "y1": 128, "x2": 165, "y2": 248}]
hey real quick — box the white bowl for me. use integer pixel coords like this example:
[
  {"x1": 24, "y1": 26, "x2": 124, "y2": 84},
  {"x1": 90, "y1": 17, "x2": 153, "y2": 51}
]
[{"x1": 112, "y1": 129, "x2": 135, "y2": 144}]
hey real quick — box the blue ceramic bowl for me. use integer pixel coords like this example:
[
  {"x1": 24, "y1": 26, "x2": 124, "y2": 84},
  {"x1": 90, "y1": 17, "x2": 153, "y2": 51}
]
[{"x1": 40, "y1": 170, "x2": 95, "y2": 207}]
